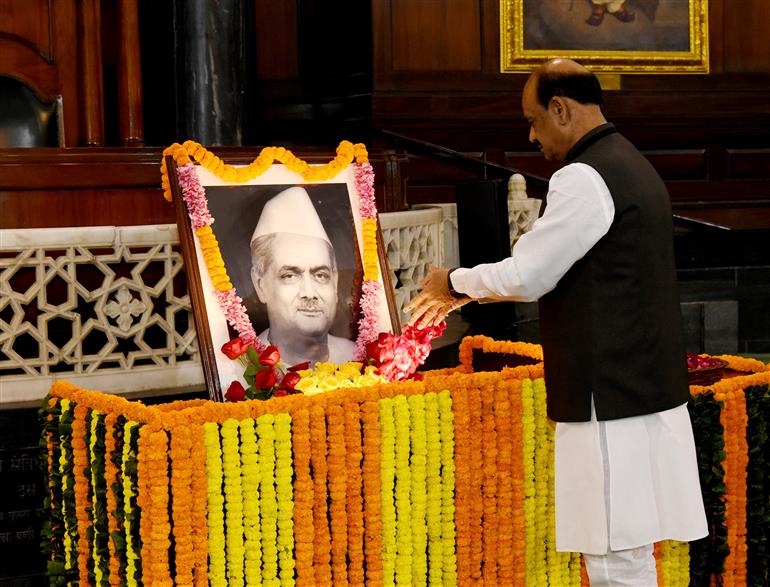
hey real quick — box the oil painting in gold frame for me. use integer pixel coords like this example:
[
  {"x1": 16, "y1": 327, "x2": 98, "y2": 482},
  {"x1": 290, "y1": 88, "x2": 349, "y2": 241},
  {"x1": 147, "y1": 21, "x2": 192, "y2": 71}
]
[{"x1": 501, "y1": 0, "x2": 709, "y2": 74}]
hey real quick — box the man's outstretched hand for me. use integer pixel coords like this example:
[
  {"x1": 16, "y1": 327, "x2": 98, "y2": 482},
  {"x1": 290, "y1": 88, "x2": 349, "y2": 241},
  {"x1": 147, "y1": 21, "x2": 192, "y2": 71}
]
[{"x1": 404, "y1": 267, "x2": 471, "y2": 329}]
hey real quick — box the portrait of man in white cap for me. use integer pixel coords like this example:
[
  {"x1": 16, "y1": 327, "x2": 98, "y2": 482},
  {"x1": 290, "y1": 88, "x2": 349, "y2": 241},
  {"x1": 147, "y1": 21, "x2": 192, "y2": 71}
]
[{"x1": 249, "y1": 186, "x2": 356, "y2": 365}]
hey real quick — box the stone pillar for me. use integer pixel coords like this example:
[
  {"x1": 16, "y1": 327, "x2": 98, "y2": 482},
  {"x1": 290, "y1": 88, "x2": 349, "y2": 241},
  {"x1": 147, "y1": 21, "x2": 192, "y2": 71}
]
[{"x1": 179, "y1": 0, "x2": 245, "y2": 145}]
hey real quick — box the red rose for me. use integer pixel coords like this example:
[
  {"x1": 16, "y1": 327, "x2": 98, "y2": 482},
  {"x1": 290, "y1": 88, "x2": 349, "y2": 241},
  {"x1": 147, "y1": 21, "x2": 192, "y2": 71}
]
[
  {"x1": 259, "y1": 345, "x2": 281, "y2": 367},
  {"x1": 273, "y1": 389, "x2": 288, "y2": 398},
  {"x1": 280, "y1": 371, "x2": 301, "y2": 391},
  {"x1": 225, "y1": 380, "x2": 246, "y2": 402},
  {"x1": 254, "y1": 368, "x2": 278, "y2": 390},
  {"x1": 221, "y1": 336, "x2": 251, "y2": 360},
  {"x1": 288, "y1": 361, "x2": 311, "y2": 372}
]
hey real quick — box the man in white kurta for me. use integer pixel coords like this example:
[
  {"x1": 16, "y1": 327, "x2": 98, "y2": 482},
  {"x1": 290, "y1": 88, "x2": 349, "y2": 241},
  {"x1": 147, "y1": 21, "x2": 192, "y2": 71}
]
[{"x1": 407, "y1": 59, "x2": 707, "y2": 586}]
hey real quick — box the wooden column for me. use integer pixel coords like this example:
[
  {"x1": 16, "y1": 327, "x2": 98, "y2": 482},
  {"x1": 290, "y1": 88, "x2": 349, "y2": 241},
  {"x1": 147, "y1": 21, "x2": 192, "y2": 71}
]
[
  {"x1": 117, "y1": 0, "x2": 145, "y2": 145},
  {"x1": 78, "y1": 0, "x2": 105, "y2": 146}
]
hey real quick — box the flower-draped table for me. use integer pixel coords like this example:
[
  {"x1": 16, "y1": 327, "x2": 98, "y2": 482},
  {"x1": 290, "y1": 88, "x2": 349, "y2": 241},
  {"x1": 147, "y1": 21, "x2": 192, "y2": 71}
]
[{"x1": 40, "y1": 336, "x2": 769, "y2": 586}]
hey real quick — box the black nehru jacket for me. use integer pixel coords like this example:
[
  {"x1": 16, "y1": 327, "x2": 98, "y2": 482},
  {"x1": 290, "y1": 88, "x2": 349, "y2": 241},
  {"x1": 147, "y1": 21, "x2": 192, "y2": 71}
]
[{"x1": 538, "y1": 123, "x2": 690, "y2": 422}]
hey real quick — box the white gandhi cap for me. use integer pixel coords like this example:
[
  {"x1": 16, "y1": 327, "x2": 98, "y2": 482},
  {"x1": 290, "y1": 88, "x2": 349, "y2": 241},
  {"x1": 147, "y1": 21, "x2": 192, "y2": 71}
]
[{"x1": 250, "y1": 186, "x2": 331, "y2": 245}]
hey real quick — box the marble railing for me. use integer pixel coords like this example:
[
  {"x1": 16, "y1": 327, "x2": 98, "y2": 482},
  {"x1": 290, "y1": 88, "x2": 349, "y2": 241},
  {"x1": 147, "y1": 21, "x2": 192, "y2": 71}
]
[{"x1": 0, "y1": 176, "x2": 536, "y2": 405}]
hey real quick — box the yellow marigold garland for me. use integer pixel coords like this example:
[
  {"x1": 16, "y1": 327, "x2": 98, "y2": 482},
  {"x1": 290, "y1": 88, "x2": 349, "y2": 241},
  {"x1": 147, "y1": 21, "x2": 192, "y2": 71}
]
[
  {"x1": 274, "y1": 413, "x2": 296, "y2": 586},
  {"x1": 521, "y1": 378, "x2": 537, "y2": 587},
  {"x1": 532, "y1": 378, "x2": 549, "y2": 586},
  {"x1": 89, "y1": 410, "x2": 105, "y2": 586},
  {"x1": 424, "y1": 392, "x2": 444, "y2": 586},
  {"x1": 408, "y1": 394, "x2": 429, "y2": 586},
  {"x1": 203, "y1": 422, "x2": 227, "y2": 587},
  {"x1": 393, "y1": 395, "x2": 414, "y2": 585},
  {"x1": 121, "y1": 422, "x2": 140, "y2": 587},
  {"x1": 256, "y1": 414, "x2": 279, "y2": 585},
  {"x1": 58, "y1": 399, "x2": 75, "y2": 571},
  {"x1": 221, "y1": 419, "x2": 245, "y2": 586},
  {"x1": 71, "y1": 404, "x2": 93, "y2": 587},
  {"x1": 437, "y1": 390, "x2": 458, "y2": 586},
  {"x1": 238, "y1": 418, "x2": 262, "y2": 586}
]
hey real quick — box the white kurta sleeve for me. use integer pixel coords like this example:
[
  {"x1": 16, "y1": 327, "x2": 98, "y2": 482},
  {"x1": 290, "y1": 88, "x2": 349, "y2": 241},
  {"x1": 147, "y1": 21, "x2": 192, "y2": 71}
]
[{"x1": 449, "y1": 162, "x2": 615, "y2": 302}]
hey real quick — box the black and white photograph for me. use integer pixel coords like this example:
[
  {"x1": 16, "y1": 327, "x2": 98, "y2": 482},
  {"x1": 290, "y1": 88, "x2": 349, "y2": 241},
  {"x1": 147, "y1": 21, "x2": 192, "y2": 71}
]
[{"x1": 205, "y1": 182, "x2": 361, "y2": 366}]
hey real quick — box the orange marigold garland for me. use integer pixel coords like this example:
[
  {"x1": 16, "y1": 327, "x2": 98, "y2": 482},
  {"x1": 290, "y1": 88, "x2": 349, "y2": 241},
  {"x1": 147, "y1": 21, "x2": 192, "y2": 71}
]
[
  {"x1": 361, "y1": 400, "x2": 384, "y2": 585},
  {"x1": 451, "y1": 382, "x2": 473, "y2": 584},
  {"x1": 169, "y1": 424, "x2": 195, "y2": 586},
  {"x1": 71, "y1": 404, "x2": 93, "y2": 586},
  {"x1": 188, "y1": 423, "x2": 209, "y2": 587},
  {"x1": 467, "y1": 385, "x2": 485, "y2": 581},
  {"x1": 290, "y1": 408, "x2": 315, "y2": 586},
  {"x1": 379, "y1": 396, "x2": 398, "y2": 585},
  {"x1": 344, "y1": 403, "x2": 366, "y2": 585},
  {"x1": 493, "y1": 380, "x2": 515, "y2": 585},
  {"x1": 309, "y1": 404, "x2": 332, "y2": 585},
  {"x1": 103, "y1": 413, "x2": 122, "y2": 587},
  {"x1": 326, "y1": 405, "x2": 349, "y2": 584},
  {"x1": 480, "y1": 382, "x2": 499, "y2": 585},
  {"x1": 147, "y1": 429, "x2": 172, "y2": 586}
]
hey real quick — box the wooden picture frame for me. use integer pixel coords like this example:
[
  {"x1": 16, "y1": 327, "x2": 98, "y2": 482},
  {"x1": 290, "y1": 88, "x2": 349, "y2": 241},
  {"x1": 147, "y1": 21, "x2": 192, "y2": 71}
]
[
  {"x1": 500, "y1": 0, "x2": 709, "y2": 74},
  {"x1": 168, "y1": 155, "x2": 400, "y2": 401}
]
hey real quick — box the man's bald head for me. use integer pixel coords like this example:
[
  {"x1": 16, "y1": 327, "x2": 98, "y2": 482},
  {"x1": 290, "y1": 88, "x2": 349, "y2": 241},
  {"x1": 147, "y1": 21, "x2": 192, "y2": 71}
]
[
  {"x1": 521, "y1": 60, "x2": 606, "y2": 162},
  {"x1": 526, "y1": 59, "x2": 603, "y2": 110}
]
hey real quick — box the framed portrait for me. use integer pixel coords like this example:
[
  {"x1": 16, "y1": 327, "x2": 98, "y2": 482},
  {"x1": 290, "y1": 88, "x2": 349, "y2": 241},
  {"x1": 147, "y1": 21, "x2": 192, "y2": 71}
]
[
  {"x1": 167, "y1": 155, "x2": 399, "y2": 401},
  {"x1": 500, "y1": 0, "x2": 709, "y2": 73}
]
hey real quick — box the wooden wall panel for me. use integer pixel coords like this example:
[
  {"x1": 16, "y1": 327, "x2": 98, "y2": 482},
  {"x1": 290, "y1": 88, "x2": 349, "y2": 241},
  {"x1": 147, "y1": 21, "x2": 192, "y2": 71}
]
[
  {"x1": 391, "y1": 0, "x2": 481, "y2": 71},
  {"x1": 0, "y1": 0, "x2": 79, "y2": 145},
  {"x1": 722, "y1": 0, "x2": 770, "y2": 72},
  {"x1": 255, "y1": 0, "x2": 299, "y2": 79}
]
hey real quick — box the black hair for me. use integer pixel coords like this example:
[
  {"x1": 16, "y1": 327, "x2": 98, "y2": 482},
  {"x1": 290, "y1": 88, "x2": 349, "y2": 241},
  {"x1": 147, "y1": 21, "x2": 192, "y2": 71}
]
[{"x1": 535, "y1": 72, "x2": 603, "y2": 108}]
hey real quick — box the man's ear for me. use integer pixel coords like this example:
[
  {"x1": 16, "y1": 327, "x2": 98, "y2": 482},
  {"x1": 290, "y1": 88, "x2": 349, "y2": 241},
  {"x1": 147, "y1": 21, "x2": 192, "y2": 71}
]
[
  {"x1": 549, "y1": 96, "x2": 571, "y2": 125},
  {"x1": 252, "y1": 267, "x2": 267, "y2": 303}
]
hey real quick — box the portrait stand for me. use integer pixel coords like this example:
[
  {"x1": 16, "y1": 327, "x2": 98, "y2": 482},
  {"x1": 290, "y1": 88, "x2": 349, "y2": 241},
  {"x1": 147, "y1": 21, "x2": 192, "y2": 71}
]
[{"x1": 166, "y1": 151, "x2": 400, "y2": 402}]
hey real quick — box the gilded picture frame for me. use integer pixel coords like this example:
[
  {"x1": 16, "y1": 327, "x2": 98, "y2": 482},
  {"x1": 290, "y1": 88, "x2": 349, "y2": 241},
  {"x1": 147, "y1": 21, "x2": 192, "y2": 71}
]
[{"x1": 500, "y1": 0, "x2": 709, "y2": 74}]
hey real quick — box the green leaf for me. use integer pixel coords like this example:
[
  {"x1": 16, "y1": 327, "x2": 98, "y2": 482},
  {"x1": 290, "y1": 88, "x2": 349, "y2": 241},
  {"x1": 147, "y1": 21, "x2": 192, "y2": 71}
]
[{"x1": 247, "y1": 346, "x2": 260, "y2": 365}]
